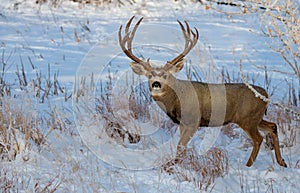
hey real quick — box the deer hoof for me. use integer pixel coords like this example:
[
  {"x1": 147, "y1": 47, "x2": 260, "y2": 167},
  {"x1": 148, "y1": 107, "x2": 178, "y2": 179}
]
[{"x1": 280, "y1": 159, "x2": 287, "y2": 168}]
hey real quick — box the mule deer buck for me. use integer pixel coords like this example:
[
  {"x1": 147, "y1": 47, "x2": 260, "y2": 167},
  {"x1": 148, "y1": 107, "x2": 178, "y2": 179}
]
[{"x1": 118, "y1": 16, "x2": 287, "y2": 167}]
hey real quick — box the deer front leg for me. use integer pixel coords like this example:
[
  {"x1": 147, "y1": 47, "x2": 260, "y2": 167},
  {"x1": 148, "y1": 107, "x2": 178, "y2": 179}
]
[
  {"x1": 163, "y1": 124, "x2": 197, "y2": 173},
  {"x1": 175, "y1": 124, "x2": 198, "y2": 163}
]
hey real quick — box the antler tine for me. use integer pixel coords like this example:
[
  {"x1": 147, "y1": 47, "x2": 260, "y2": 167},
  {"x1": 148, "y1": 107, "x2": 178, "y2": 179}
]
[
  {"x1": 125, "y1": 16, "x2": 136, "y2": 36},
  {"x1": 127, "y1": 17, "x2": 143, "y2": 52},
  {"x1": 166, "y1": 20, "x2": 199, "y2": 68},
  {"x1": 177, "y1": 21, "x2": 189, "y2": 50},
  {"x1": 118, "y1": 16, "x2": 152, "y2": 71},
  {"x1": 184, "y1": 21, "x2": 191, "y2": 40}
]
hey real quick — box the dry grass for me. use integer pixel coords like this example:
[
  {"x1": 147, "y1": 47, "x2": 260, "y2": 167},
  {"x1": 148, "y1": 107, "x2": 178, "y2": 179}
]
[
  {"x1": 94, "y1": 74, "x2": 145, "y2": 144},
  {"x1": 0, "y1": 96, "x2": 73, "y2": 192},
  {"x1": 0, "y1": 49, "x2": 73, "y2": 161},
  {"x1": 93, "y1": 67, "x2": 177, "y2": 146},
  {"x1": 0, "y1": 97, "x2": 44, "y2": 161},
  {"x1": 35, "y1": 0, "x2": 135, "y2": 7},
  {"x1": 0, "y1": 166, "x2": 62, "y2": 193},
  {"x1": 0, "y1": 45, "x2": 75, "y2": 191},
  {"x1": 0, "y1": 98, "x2": 75, "y2": 192},
  {"x1": 0, "y1": 97, "x2": 73, "y2": 161},
  {"x1": 162, "y1": 147, "x2": 229, "y2": 191}
]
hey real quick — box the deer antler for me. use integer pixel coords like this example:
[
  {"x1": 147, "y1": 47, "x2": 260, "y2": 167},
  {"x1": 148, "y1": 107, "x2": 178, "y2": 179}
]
[
  {"x1": 118, "y1": 16, "x2": 152, "y2": 71},
  {"x1": 164, "y1": 20, "x2": 199, "y2": 70}
]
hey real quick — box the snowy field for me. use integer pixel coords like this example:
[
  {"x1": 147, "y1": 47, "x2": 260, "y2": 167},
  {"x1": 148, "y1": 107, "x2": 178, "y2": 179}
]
[{"x1": 0, "y1": 0, "x2": 300, "y2": 192}]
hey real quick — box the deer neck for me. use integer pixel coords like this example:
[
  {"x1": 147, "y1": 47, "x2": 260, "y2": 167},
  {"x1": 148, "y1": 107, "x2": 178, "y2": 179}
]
[{"x1": 150, "y1": 75, "x2": 181, "y2": 124}]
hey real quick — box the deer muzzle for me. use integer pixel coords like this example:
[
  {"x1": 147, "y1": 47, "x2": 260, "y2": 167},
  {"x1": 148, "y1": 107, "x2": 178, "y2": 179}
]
[{"x1": 152, "y1": 81, "x2": 162, "y2": 90}]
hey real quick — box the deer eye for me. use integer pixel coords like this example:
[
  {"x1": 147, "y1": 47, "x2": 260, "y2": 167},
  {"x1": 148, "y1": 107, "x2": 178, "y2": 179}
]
[
  {"x1": 148, "y1": 74, "x2": 153, "y2": 79},
  {"x1": 152, "y1": 81, "x2": 161, "y2": 89}
]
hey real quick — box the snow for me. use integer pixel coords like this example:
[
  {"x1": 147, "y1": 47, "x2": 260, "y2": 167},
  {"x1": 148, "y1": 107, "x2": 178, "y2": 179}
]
[{"x1": 0, "y1": 0, "x2": 299, "y2": 192}]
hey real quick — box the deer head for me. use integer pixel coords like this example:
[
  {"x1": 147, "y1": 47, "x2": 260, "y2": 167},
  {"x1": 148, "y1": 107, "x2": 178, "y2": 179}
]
[{"x1": 118, "y1": 16, "x2": 198, "y2": 98}]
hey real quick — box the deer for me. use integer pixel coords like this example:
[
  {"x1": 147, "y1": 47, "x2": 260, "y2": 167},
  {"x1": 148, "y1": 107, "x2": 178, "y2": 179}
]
[{"x1": 118, "y1": 16, "x2": 287, "y2": 168}]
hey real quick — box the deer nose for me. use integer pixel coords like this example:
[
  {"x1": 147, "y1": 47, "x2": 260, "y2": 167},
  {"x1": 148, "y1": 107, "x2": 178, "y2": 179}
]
[{"x1": 152, "y1": 81, "x2": 161, "y2": 90}]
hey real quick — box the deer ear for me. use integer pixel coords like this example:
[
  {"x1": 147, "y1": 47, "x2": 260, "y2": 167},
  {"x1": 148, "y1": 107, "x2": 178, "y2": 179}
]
[
  {"x1": 130, "y1": 62, "x2": 148, "y2": 76},
  {"x1": 168, "y1": 59, "x2": 185, "y2": 74}
]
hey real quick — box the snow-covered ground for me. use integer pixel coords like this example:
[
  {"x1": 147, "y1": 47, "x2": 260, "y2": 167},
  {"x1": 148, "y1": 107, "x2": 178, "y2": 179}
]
[{"x1": 0, "y1": 0, "x2": 299, "y2": 192}]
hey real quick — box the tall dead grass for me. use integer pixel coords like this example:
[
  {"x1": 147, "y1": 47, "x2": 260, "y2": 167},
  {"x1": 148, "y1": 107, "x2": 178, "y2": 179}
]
[
  {"x1": 0, "y1": 49, "x2": 73, "y2": 162},
  {"x1": 162, "y1": 147, "x2": 228, "y2": 191},
  {"x1": 0, "y1": 97, "x2": 44, "y2": 161}
]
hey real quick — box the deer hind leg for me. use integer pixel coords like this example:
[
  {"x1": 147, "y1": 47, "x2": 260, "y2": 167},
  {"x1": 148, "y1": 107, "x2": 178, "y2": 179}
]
[
  {"x1": 259, "y1": 120, "x2": 287, "y2": 167},
  {"x1": 241, "y1": 124, "x2": 264, "y2": 167}
]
